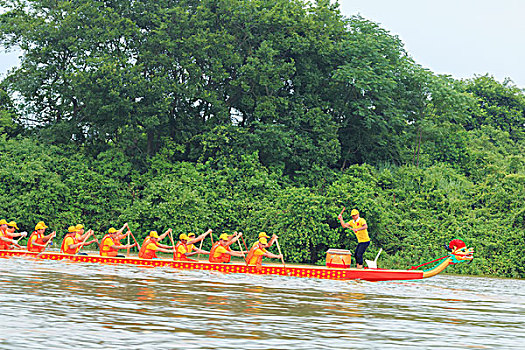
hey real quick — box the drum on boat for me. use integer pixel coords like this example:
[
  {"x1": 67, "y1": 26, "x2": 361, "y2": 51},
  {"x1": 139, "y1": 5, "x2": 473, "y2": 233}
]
[{"x1": 326, "y1": 249, "x2": 352, "y2": 268}]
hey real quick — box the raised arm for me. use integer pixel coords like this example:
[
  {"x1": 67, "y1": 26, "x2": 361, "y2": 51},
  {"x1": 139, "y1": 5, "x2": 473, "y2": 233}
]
[
  {"x1": 225, "y1": 232, "x2": 241, "y2": 247},
  {"x1": 188, "y1": 229, "x2": 212, "y2": 245},
  {"x1": 338, "y1": 208, "x2": 351, "y2": 228},
  {"x1": 158, "y1": 228, "x2": 172, "y2": 241}
]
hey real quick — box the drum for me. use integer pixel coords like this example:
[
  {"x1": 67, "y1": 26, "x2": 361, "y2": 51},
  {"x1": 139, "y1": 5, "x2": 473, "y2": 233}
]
[{"x1": 326, "y1": 249, "x2": 352, "y2": 268}]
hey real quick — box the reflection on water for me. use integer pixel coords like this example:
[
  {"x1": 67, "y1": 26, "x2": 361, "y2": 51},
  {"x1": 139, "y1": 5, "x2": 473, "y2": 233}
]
[{"x1": 0, "y1": 256, "x2": 524, "y2": 349}]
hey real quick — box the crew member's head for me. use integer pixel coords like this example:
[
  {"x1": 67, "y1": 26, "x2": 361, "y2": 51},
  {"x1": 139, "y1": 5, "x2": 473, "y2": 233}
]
[
  {"x1": 259, "y1": 232, "x2": 269, "y2": 245},
  {"x1": 219, "y1": 233, "x2": 229, "y2": 245},
  {"x1": 179, "y1": 233, "x2": 189, "y2": 243},
  {"x1": 351, "y1": 209, "x2": 359, "y2": 220},
  {"x1": 187, "y1": 232, "x2": 196, "y2": 241},
  {"x1": 35, "y1": 221, "x2": 48, "y2": 234},
  {"x1": 108, "y1": 227, "x2": 117, "y2": 235},
  {"x1": 75, "y1": 224, "x2": 84, "y2": 234},
  {"x1": 7, "y1": 221, "x2": 19, "y2": 233},
  {"x1": 0, "y1": 219, "x2": 8, "y2": 230},
  {"x1": 150, "y1": 231, "x2": 159, "y2": 241}
]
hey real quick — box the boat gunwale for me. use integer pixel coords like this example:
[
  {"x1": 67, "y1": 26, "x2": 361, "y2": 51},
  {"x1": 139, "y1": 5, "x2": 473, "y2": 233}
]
[{"x1": 0, "y1": 249, "x2": 425, "y2": 281}]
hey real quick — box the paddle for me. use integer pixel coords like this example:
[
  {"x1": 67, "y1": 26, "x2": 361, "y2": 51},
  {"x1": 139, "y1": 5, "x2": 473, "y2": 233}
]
[
  {"x1": 36, "y1": 231, "x2": 57, "y2": 256},
  {"x1": 12, "y1": 232, "x2": 28, "y2": 249},
  {"x1": 240, "y1": 233, "x2": 249, "y2": 252},
  {"x1": 76, "y1": 229, "x2": 95, "y2": 255},
  {"x1": 126, "y1": 227, "x2": 131, "y2": 257},
  {"x1": 275, "y1": 236, "x2": 287, "y2": 273},
  {"x1": 128, "y1": 230, "x2": 141, "y2": 253},
  {"x1": 197, "y1": 237, "x2": 204, "y2": 260},
  {"x1": 235, "y1": 232, "x2": 248, "y2": 266},
  {"x1": 167, "y1": 229, "x2": 177, "y2": 259},
  {"x1": 197, "y1": 229, "x2": 211, "y2": 260}
]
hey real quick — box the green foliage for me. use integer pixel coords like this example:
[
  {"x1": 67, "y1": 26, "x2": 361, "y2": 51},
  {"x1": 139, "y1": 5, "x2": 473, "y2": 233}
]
[
  {"x1": 462, "y1": 75, "x2": 525, "y2": 142},
  {"x1": 0, "y1": 0, "x2": 524, "y2": 278}
]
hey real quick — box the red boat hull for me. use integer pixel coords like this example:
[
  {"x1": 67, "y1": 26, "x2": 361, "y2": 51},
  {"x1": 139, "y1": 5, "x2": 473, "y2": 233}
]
[{"x1": 0, "y1": 250, "x2": 425, "y2": 282}]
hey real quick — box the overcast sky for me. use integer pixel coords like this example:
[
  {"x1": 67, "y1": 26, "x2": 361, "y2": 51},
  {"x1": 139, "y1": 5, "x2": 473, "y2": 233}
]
[
  {"x1": 1, "y1": 0, "x2": 524, "y2": 87},
  {"x1": 338, "y1": 0, "x2": 525, "y2": 87}
]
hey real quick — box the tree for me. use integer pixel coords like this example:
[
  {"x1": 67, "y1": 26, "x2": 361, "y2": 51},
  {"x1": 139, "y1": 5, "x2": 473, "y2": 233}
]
[{"x1": 462, "y1": 75, "x2": 525, "y2": 141}]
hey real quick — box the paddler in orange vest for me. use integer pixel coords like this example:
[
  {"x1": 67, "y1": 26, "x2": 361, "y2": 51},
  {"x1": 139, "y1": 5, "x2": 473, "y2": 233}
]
[
  {"x1": 138, "y1": 230, "x2": 174, "y2": 259},
  {"x1": 100, "y1": 225, "x2": 137, "y2": 257},
  {"x1": 0, "y1": 220, "x2": 26, "y2": 250},
  {"x1": 27, "y1": 222, "x2": 56, "y2": 253},
  {"x1": 61, "y1": 226, "x2": 98, "y2": 255},
  {"x1": 0, "y1": 219, "x2": 20, "y2": 250},
  {"x1": 245, "y1": 232, "x2": 282, "y2": 270},
  {"x1": 75, "y1": 224, "x2": 99, "y2": 253},
  {"x1": 250, "y1": 231, "x2": 278, "y2": 249},
  {"x1": 182, "y1": 230, "x2": 212, "y2": 259},
  {"x1": 174, "y1": 233, "x2": 196, "y2": 261},
  {"x1": 209, "y1": 232, "x2": 245, "y2": 263}
]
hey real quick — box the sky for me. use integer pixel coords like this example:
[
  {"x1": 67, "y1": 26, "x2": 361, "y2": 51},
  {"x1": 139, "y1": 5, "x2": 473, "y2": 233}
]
[
  {"x1": 338, "y1": 0, "x2": 525, "y2": 87},
  {"x1": 1, "y1": 0, "x2": 525, "y2": 87}
]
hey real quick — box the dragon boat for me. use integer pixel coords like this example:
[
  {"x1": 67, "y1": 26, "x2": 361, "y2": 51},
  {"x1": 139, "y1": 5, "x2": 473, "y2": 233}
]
[{"x1": 0, "y1": 240, "x2": 473, "y2": 282}]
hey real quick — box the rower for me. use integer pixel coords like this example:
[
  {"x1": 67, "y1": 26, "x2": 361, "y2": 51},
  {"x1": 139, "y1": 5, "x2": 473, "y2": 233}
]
[
  {"x1": 108, "y1": 223, "x2": 132, "y2": 245},
  {"x1": 0, "y1": 221, "x2": 26, "y2": 250},
  {"x1": 209, "y1": 232, "x2": 245, "y2": 263},
  {"x1": 100, "y1": 226, "x2": 137, "y2": 257},
  {"x1": 185, "y1": 230, "x2": 211, "y2": 258},
  {"x1": 245, "y1": 233, "x2": 282, "y2": 270},
  {"x1": 251, "y1": 232, "x2": 277, "y2": 249},
  {"x1": 0, "y1": 219, "x2": 16, "y2": 250},
  {"x1": 61, "y1": 226, "x2": 98, "y2": 255},
  {"x1": 74, "y1": 224, "x2": 98, "y2": 249},
  {"x1": 27, "y1": 222, "x2": 56, "y2": 253},
  {"x1": 138, "y1": 230, "x2": 174, "y2": 259},
  {"x1": 140, "y1": 227, "x2": 172, "y2": 252},
  {"x1": 174, "y1": 233, "x2": 196, "y2": 261}
]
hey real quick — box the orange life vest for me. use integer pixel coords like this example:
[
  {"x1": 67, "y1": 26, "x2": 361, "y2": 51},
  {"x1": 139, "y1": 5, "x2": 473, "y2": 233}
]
[
  {"x1": 27, "y1": 231, "x2": 46, "y2": 252},
  {"x1": 139, "y1": 237, "x2": 159, "y2": 259},
  {"x1": 100, "y1": 234, "x2": 119, "y2": 257},
  {"x1": 61, "y1": 232, "x2": 79, "y2": 254},
  {"x1": 245, "y1": 243, "x2": 265, "y2": 269},
  {"x1": 173, "y1": 241, "x2": 188, "y2": 261},
  {"x1": 0, "y1": 228, "x2": 10, "y2": 250},
  {"x1": 138, "y1": 237, "x2": 151, "y2": 258},
  {"x1": 209, "y1": 242, "x2": 231, "y2": 263}
]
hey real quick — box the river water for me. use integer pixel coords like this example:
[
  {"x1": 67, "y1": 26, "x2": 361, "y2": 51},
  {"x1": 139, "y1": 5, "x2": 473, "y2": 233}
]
[{"x1": 0, "y1": 256, "x2": 523, "y2": 349}]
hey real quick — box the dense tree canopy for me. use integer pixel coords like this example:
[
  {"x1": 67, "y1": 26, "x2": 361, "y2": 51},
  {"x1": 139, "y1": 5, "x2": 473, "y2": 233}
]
[{"x1": 0, "y1": 0, "x2": 524, "y2": 277}]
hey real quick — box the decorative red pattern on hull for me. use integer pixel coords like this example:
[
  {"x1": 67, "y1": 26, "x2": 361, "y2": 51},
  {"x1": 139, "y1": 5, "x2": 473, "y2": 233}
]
[{"x1": 0, "y1": 250, "x2": 424, "y2": 282}]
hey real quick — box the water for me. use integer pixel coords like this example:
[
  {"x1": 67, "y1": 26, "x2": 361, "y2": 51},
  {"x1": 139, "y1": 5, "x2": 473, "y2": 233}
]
[{"x1": 0, "y1": 256, "x2": 523, "y2": 349}]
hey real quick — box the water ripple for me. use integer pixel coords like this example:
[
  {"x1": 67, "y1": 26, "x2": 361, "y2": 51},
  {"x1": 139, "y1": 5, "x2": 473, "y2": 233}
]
[{"x1": 0, "y1": 257, "x2": 524, "y2": 349}]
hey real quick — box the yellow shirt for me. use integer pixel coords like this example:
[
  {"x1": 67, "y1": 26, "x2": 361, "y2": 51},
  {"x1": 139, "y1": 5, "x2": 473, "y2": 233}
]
[
  {"x1": 146, "y1": 242, "x2": 159, "y2": 251},
  {"x1": 63, "y1": 236, "x2": 75, "y2": 249},
  {"x1": 348, "y1": 217, "x2": 370, "y2": 243},
  {"x1": 177, "y1": 244, "x2": 188, "y2": 255},
  {"x1": 213, "y1": 245, "x2": 227, "y2": 258},
  {"x1": 101, "y1": 236, "x2": 116, "y2": 255},
  {"x1": 187, "y1": 243, "x2": 195, "y2": 252}
]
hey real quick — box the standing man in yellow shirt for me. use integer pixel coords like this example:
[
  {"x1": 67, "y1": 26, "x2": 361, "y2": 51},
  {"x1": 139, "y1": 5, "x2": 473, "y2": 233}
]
[{"x1": 338, "y1": 208, "x2": 370, "y2": 269}]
